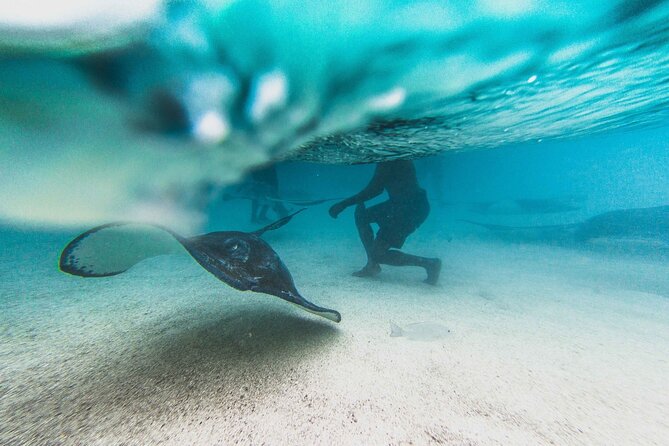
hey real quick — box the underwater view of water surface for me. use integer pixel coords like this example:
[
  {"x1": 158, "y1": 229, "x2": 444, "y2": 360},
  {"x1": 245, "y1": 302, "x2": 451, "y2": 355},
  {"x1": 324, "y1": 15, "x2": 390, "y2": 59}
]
[{"x1": 2, "y1": 1, "x2": 669, "y2": 444}]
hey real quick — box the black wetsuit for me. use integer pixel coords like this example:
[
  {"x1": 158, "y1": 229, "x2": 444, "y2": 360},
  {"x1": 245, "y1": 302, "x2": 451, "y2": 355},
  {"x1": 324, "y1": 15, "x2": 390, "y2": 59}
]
[
  {"x1": 337, "y1": 160, "x2": 429, "y2": 247},
  {"x1": 329, "y1": 160, "x2": 440, "y2": 284}
]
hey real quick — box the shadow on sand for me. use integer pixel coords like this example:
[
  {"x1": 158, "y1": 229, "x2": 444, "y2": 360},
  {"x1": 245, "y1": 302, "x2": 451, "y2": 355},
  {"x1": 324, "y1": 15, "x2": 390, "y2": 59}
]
[{"x1": 3, "y1": 307, "x2": 341, "y2": 443}]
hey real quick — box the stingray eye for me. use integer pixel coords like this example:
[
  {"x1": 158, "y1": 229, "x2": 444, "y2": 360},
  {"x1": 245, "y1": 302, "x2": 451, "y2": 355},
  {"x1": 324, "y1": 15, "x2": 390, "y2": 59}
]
[{"x1": 226, "y1": 238, "x2": 250, "y2": 261}]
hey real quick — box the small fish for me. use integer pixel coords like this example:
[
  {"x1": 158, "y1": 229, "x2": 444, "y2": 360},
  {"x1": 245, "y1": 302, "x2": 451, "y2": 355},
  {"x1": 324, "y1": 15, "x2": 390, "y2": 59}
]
[{"x1": 389, "y1": 321, "x2": 451, "y2": 341}]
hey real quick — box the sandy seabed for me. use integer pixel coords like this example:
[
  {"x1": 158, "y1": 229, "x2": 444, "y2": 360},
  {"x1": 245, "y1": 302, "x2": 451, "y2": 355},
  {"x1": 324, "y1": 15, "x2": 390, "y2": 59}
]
[{"x1": 1, "y1": 227, "x2": 668, "y2": 445}]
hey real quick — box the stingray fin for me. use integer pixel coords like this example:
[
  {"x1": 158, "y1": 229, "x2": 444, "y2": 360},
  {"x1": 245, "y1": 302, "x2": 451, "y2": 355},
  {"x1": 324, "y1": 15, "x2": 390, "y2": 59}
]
[
  {"x1": 252, "y1": 208, "x2": 306, "y2": 236},
  {"x1": 59, "y1": 223, "x2": 185, "y2": 277}
]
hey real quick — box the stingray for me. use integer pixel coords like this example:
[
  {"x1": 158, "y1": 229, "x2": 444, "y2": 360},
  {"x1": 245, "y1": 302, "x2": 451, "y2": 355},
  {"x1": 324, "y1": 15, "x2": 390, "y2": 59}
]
[
  {"x1": 59, "y1": 209, "x2": 341, "y2": 322},
  {"x1": 461, "y1": 205, "x2": 669, "y2": 248},
  {"x1": 467, "y1": 197, "x2": 582, "y2": 215}
]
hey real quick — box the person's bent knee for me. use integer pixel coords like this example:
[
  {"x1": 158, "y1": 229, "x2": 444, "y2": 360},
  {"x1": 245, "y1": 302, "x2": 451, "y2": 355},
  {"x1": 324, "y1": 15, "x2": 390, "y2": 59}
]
[{"x1": 370, "y1": 238, "x2": 391, "y2": 261}]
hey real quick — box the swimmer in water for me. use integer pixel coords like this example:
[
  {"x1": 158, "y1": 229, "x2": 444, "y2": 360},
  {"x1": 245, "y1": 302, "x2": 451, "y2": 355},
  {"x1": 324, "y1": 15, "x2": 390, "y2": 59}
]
[{"x1": 329, "y1": 160, "x2": 441, "y2": 284}]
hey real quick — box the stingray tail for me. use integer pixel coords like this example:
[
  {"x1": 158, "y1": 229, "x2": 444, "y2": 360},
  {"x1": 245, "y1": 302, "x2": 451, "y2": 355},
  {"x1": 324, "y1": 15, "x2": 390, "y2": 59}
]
[
  {"x1": 252, "y1": 208, "x2": 306, "y2": 236},
  {"x1": 266, "y1": 197, "x2": 345, "y2": 206},
  {"x1": 287, "y1": 292, "x2": 342, "y2": 323}
]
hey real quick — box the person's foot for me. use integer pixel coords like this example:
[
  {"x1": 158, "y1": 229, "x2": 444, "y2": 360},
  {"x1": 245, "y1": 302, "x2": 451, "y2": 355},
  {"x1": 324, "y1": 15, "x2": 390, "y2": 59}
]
[
  {"x1": 424, "y1": 258, "x2": 442, "y2": 285},
  {"x1": 352, "y1": 263, "x2": 381, "y2": 277}
]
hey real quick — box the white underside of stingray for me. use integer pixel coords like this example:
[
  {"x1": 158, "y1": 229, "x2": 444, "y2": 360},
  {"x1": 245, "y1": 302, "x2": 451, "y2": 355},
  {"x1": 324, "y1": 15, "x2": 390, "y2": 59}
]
[{"x1": 60, "y1": 223, "x2": 185, "y2": 277}]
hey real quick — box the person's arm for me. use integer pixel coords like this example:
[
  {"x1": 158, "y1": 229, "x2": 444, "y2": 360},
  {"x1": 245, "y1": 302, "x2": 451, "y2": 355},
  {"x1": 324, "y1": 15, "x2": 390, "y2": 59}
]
[{"x1": 329, "y1": 166, "x2": 385, "y2": 218}]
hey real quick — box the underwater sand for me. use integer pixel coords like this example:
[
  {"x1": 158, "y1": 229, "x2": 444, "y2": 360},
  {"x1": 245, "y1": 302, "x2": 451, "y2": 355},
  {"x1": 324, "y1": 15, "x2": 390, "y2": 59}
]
[{"x1": 1, "y1": 226, "x2": 669, "y2": 445}]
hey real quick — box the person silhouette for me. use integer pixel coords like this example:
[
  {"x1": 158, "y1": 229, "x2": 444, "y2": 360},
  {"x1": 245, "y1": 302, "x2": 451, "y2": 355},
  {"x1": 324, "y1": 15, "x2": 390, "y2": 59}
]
[
  {"x1": 222, "y1": 164, "x2": 290, "y2": 223},
  {"x1": 248, "y1": 165, "x2": 290, "y2": 223},
  {"x1": 329, "y1": 160, "x2": 441, "y2": 284}
]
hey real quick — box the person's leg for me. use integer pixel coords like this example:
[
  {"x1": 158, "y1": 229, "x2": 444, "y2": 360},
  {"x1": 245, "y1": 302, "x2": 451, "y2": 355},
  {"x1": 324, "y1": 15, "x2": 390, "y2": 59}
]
[
  {"x1": 375, "y1": 197, "x2": 441, "y2": 284},
  {"x1": 354, "y1": 204, "x2": 374, "y2": 257},
  {"x1": 257, "y1": 204, "x2": 270, "y2": 222},
  {"x1": 251, "y1": 199, "x2": 260, "y2": 223},
  {"x1": 353, "y1": 203, "x2": 382, "y2": 276},
  {"x1": 273, "y1": 201, "x2": 290, "y2": 219},
  {"x1": 376, "y1": 248, "x2": 441, "y2": 285}
]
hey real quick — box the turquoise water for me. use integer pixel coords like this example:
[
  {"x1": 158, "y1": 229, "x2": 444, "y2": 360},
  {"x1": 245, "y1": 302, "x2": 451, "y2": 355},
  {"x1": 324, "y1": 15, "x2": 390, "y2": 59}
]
[
  {"x1": 1, "y1": 1, "x2": 669, "y2": 444},
  {"x1": 1, "y1": 0, "x2": 669, "y2": 225}
]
